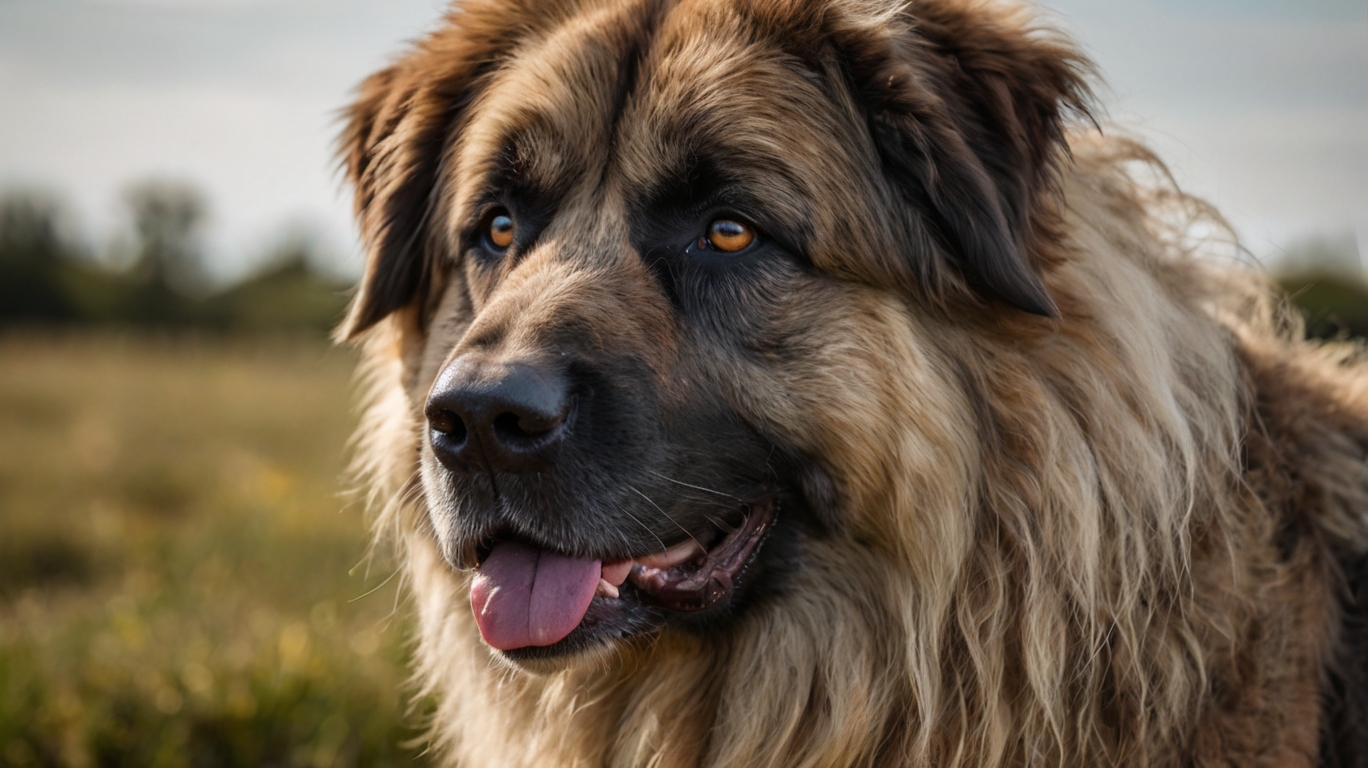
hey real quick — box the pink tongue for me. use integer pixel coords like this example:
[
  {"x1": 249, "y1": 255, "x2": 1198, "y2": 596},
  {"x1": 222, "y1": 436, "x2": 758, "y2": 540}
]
[{"x1": 470, "y1": 542, "x2": 601, "y2": 651}]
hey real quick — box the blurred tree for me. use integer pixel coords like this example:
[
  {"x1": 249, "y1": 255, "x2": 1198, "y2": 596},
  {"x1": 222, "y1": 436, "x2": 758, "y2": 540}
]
[
  {"x1": 0, "y1": 182, "x2": 354, "y2": 334},
  {"x1": 204, "y1": 232, "x2": 351, "y2": 333},
  {"x1": 123, "y1": 180, "x2": 209, "y2": 293},
  {"x1": 1280, "y1": 274, "x2": 1368, "y2": 342},
  {"x1": 1276, "y1": 233, "x2": 1368, "y2": 342},
  {"x1": 0, "y1": 192, "x2": 81, "y2": 322}
]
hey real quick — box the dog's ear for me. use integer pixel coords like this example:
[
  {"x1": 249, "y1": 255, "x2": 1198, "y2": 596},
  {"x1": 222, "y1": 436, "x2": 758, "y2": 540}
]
[
  {"x1": 337, "y1": 64, "x2": 437, "y2": 340},
  {"x1": 336, "y1": 4, "x2": 525, "y2": 340},
  {"x1": 834, "y1": 1, "x2": 1092, "y2": 317}
]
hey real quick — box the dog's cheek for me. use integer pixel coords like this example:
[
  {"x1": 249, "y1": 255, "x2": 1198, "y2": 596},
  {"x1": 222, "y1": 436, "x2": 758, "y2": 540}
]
[
  {"x1": 418, "y1": 442, "x2": 471, "y2": 566},
  {"x1": 411, "y1": 279, "x2": 476, "y2": 559},
  {"x1": 794, "y1": 454, "x2": 844, "y2": 534},
  {"x1": 733, "y1": 281, "x2": 978, "y2": 559},
  {"x1": 416, "y1": 273, "x2": 476, "y2": 394}
]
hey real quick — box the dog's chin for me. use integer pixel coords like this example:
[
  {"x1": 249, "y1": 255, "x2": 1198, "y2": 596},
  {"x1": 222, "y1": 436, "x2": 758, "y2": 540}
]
[
  {"x1": 493, "y1": 593, "x2": 665, "y2": 673},
  {"x1": 492, "y1": 635, "x2": 620, "y2": 675}
]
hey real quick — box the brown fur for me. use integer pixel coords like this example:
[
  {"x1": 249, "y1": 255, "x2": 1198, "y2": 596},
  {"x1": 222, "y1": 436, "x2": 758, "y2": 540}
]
[{"x1": 336, "y1": 0, "x2": 1368, "y2": 765}]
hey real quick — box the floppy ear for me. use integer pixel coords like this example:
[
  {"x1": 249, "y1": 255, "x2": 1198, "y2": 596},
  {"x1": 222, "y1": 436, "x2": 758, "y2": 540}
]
[
  {"x1": 834, "y1": 1, "x2": 1092, "y2": 317},
  {"x1": 336, "y1": 3, "x2": 525, "y2": 340},
  {"x1": 337, "y1": 65, "x2": 438, "y2": 340}
]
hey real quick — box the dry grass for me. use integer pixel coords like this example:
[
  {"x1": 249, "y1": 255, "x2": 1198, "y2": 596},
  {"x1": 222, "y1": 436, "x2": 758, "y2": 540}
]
[{"x1": 0, "y1": 332, "x2": 427, "y2": 767}]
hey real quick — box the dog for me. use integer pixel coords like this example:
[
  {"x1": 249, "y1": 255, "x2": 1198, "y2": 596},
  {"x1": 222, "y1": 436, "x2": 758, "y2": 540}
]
[{"x1": 335, "y1": 0, "x2": 1368, "y2": 764}]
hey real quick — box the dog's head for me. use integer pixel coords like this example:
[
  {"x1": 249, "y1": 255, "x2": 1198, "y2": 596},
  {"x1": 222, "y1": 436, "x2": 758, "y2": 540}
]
[{"x1": 340, "y1": 0, "x2": 1088, "y2": 666}]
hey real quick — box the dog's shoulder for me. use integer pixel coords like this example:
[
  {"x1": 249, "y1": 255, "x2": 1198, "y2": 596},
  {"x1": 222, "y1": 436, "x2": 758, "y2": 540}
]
[{"x1": 1237, "y1": 327, "x2": 1368, "y2": 768}]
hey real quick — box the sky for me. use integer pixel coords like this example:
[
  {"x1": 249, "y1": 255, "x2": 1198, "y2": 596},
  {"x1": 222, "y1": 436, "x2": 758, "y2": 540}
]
[{"x1": 0, "y1": 0, "x2": 1364, "y2": 283}]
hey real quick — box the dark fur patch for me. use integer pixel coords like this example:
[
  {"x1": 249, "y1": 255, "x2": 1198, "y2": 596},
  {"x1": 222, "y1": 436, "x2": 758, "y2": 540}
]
[
  {"x1": 828, "y1": 1, "x2": 1092, "y2": 315},
  {"x1": 1322, "y1": 552, "x2": 1368, "y2": 768}
]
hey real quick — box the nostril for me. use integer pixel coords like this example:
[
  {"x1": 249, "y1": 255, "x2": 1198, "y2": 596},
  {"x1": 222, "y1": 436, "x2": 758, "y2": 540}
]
[
  {"x1": 493, "y1": 411, "x2": 546, "y2": 442},
  {"x1": 430, "y1": 409, "x2": 468, "y2": 444}
]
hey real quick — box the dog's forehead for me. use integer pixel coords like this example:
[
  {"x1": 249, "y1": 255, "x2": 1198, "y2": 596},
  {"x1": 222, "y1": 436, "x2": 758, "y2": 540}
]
[
  {"x1": 447, "y1": 0, "x2": 865, "y2": 228},
  {"x1": 447, "y1": 4, "x2": 639, "y2": 214},
  {"x1": 614, "y1": 4, "x2": 853, "y2": 193}
]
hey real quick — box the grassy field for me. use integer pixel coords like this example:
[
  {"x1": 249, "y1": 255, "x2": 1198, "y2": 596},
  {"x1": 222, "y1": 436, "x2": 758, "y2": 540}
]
[{"x1": 0, "y1": 332, "x2": 427, "y2": 767}]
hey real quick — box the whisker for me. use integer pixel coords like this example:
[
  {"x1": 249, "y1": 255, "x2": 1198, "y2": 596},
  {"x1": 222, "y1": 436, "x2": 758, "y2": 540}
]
[
  {"x1": 348, "y1": 568, "x2": 399, "y2": 603},
  {"x1": 646, "y1": 470, "x2": 743, "y2": 502},
  {"x1": 618, "y1": 505, "x2": 666, "y2": 552},
  {"x1": 628, "y1": 484, "x2": 700, "y2": 547}
]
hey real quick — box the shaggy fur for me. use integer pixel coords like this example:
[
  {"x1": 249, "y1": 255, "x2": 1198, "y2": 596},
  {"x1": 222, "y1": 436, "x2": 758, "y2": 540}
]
[{"x1": 336, "y1": 0, "x2": 1368, "y2": 765}]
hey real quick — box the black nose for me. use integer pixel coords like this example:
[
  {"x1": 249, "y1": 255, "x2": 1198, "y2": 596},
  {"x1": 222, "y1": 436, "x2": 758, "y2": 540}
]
[{"x1": 425, "y1": 358, "x2": 573, "y2": 474}]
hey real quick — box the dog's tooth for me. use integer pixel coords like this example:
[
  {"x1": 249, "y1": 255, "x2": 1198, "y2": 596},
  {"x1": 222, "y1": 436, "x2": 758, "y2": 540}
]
[{"x1": 596, "y1": 578, "x2": 619, "y2": 599}]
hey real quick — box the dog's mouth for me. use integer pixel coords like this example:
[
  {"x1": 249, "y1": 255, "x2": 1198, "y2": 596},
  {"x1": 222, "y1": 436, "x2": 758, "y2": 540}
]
[{"x1": 469, "y1": 497, "x2": 777, "y2": 657}]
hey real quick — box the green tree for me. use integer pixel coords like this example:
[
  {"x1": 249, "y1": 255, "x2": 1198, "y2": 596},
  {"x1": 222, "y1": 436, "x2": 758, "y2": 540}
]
[
  {"x1": 0, "y1": 192, "x2": 82, "y2": 322},
  {"x1": 124, "y1": 181, "x2": 208, "y2": 291},
  {"x1": 119, "y1": 180, "x2": 210, "y2": 323}
]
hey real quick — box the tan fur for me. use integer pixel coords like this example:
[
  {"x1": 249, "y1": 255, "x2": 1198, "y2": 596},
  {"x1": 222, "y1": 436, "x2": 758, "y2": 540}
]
[{"x1": 338, "y1": 1, "x2": 1368, "y2": 765}]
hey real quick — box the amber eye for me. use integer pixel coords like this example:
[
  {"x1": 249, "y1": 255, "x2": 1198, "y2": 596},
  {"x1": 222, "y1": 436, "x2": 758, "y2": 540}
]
[
  {"x1": 488, "y1": 211, "x2": 515, "y2": 249},
  {"x1": 707, "y1": 219, "x2": 754, "y2": 252}
]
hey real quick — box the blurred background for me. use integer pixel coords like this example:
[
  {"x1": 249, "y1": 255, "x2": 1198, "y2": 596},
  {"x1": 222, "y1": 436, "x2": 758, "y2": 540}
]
[{"x1": 0, "y1": 0, "x2": 1363, "y2": 765}]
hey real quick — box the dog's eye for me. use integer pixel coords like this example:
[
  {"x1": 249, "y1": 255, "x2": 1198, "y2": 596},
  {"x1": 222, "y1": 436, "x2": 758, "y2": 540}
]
[
  {"x1": 487, "y1": 210, "x2": 515, "y2": 250},
  {"x1": 706, "y1": 220, "x2": 754, "y2": 253}
]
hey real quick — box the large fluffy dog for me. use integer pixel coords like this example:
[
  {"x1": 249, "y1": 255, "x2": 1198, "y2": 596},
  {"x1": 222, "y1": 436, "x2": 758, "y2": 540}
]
[{"x1": 336, "y1": 0, "x2": 1368, "y2": 764}]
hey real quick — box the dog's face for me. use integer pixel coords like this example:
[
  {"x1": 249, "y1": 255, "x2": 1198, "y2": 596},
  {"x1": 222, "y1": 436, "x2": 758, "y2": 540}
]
[{"x1": 341, "y1": 0, "x2": 1087, "y2": 666}]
